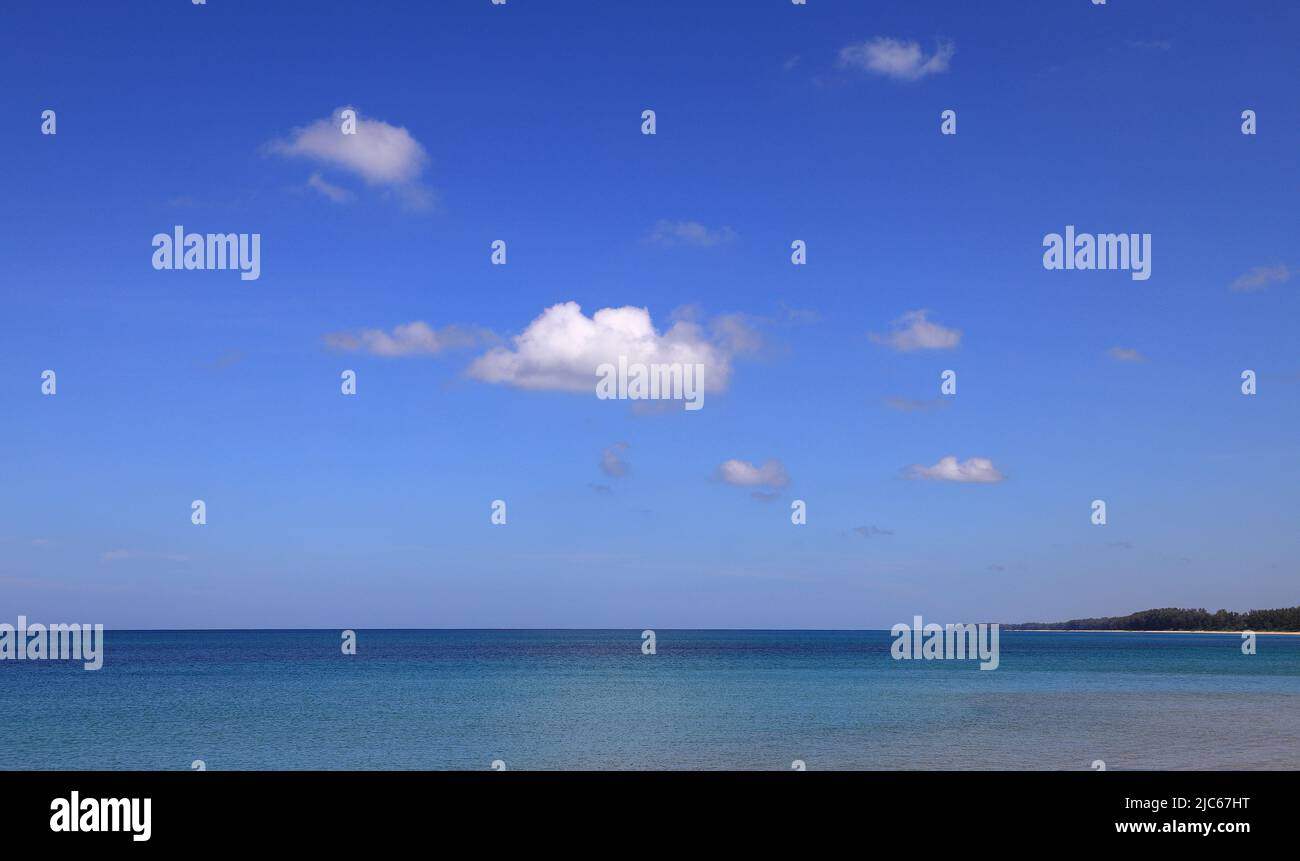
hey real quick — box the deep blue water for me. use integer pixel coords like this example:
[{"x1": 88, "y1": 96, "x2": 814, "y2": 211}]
[{"x1": 2, "y1": 630, "x2": 1297, "y2": 770}]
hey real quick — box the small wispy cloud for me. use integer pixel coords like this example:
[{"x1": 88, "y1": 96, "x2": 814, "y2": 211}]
[
  {"x1": 853, "y1": 525, "x2": 893, "y2": 538},
  {"x1": 1230, "y1": 264, "x2": 1290, "y2": 293},
  {"x1": 600, "y1": 443, "x2": 629, "y2": 477},
  {"x1": 778, "y1": 303, "x2": 822, "y2": 325},
  {"x1": 1105, "y1": 346, "x2": 1147, "y2": 363},
  {"x1": 101, "y1": 549, "x2": 190, "y2": 563},
  {"x1": 870, "y1": 310, "x2": 961, "y2": 352},
  {"x1": 884, "y1": 396, "x2": 948, "y2": 412},
  {"x1": 205, "y1": 349, "x2": 244, "y2": 370},
  {"x1": 323, "y1": 321, "x2": 492, "y2": 357},
  {"x1": 645, "y1": 220, "x2": 737, "y2": 248},
  {"x1": 710, "y1": 313, "x2": 764, "y2": 356},
  {"x1": 839, "y1": 37, "x2": 954, "y2": 81},
  {"x1": 1128, "y1": 39, "x2": 1173, "y2": 51},
  {"x1": 718, "y1": 458, "x2": 789, "y2": 490},
  {"x1": 306, "y1": 172, "x2": 353, "y2": 203},
  {"x1": 906, "y1": 456, "x2": 1004, "y2": 483}
]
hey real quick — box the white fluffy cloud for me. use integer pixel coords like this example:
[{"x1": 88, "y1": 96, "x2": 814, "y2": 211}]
[
  {"x1": 839, "y1": 37, "x2": 954, "y2": 81},
  {"x1": 323, "y1": 321, "x2": 489, "y2": 357},
  {"x1": 466, "y1": 302, "x2": 735, "y2": 392},
  {"x1": 269, "y1": 107, "x2": 431, "y2": 206},
  {"x1": 718, "y1": 459, "x2": 789, "y2": 489},
  {"x1": 646, "y1": 220, "x2": 736, "y2": 248},
  {"x1": 906, "y1": 456, "x2": 1004, "y2": 483},
  {"x1": 1230, "y1": 264, "x2": 1290, "y2": 293},
  {"x1": 870, "y1": 310, "x2": 961, "y2": 352}
]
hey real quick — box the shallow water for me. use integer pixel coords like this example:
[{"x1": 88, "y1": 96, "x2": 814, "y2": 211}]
[{"x1": 2, "y1": 630, "x2": 1297, "y2": 770}]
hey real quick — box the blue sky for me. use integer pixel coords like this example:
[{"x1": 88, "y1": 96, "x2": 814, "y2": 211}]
[{"x1": 1, "y1": 0, "x2": 1297, "y2": 629}]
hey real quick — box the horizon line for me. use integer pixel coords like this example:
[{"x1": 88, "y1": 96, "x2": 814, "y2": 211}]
[{"x1": 11, "y1": 626, "x2": 1285, "y2": 634}]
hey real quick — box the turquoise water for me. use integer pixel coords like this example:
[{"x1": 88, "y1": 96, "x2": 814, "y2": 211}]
[{"x1": 2, "y1": 630, "x2": 1297, "y2": 770}]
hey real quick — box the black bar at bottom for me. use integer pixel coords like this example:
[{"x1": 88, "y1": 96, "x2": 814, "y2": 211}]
[{"x1": 1, "y1": 771, "x2": 1281, "y2": 847}]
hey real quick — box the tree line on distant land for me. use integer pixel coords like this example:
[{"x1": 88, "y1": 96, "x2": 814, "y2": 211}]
[{"x1": 1005, "y1": 606, "x2": 1300, "y2": 632}]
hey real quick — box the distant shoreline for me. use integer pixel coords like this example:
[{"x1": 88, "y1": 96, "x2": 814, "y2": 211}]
[
  {"x1": 1010, "y1": 628, "x2": 1300, "y2": 635},
  {"x1": 1004, "y1": 606, "x2": 1300, "y2": 634}
]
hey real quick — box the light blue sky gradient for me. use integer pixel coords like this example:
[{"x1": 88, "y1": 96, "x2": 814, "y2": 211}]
[{"x1": 1, "y1": 0, "x2": 1297, "y2": 628}]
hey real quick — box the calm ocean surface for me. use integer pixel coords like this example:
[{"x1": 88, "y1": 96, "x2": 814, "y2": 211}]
[{"x1": 2, "y1": 630, "x2": 1297, "y2": 770}]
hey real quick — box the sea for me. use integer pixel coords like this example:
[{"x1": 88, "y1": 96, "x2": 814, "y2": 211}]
[{"x1": 2, "y1": 629, "x2": 1297, "y2": 770}]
